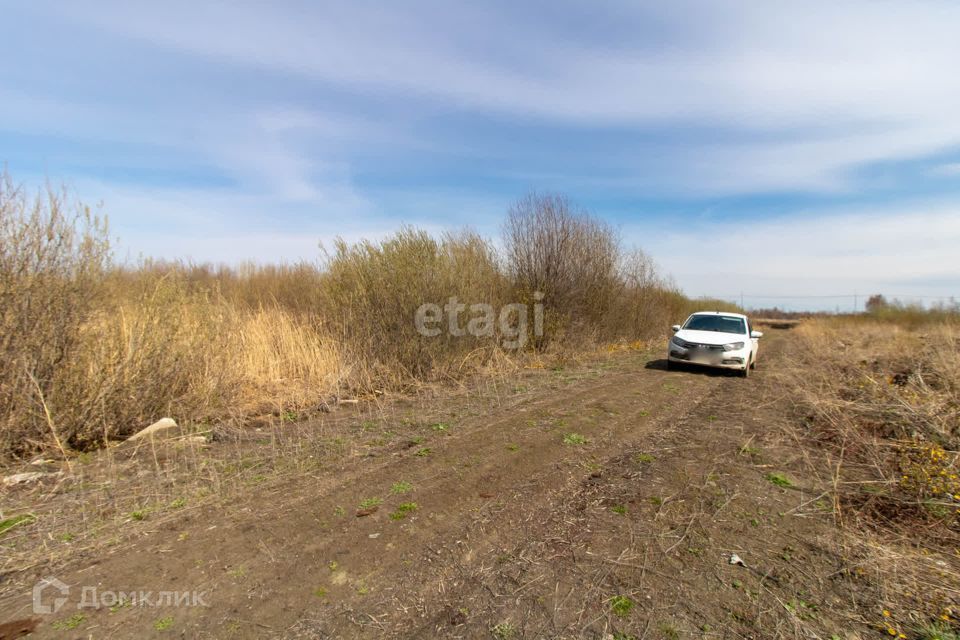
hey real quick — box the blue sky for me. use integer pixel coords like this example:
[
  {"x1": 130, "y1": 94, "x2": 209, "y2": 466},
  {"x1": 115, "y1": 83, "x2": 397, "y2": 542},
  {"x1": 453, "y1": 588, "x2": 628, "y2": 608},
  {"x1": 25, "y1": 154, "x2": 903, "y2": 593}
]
[{"x1": 3, "y1": 0, "x2": 960, "y2": 310}]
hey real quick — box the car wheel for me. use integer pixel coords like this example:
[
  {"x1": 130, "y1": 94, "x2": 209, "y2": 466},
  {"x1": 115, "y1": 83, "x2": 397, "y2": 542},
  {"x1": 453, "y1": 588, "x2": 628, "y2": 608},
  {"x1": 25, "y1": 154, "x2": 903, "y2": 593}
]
[
  {"x1": 750, "y1": 356, "x2": 756, "y2": 370},
  {"x1": 740, "y1": 356, "x2": 750, "y2": 378},
  {"x1": 666, "y1": 358, "x2": 673, "y2": 370}
]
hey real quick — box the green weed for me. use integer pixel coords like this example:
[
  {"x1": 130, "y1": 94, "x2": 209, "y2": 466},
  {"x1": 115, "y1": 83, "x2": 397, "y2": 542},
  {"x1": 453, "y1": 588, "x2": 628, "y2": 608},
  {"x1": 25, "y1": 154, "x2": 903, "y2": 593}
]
[
  {"x1": 610, "y1": 595, "x2": 635, "y2": 617},
  {"x1": 0, "y1": 513, "x2": 36, "y2": 536},
  {"x1": 766, "y1": 473, "x2": 794, "y2": 488},
  {"x1": 390, "y1": 502, "x2": 418, "y2": 520},
  {"x1": 52, "y1": 614, "x2": 85, "y2": 631},
  {"x1": 391, "y1": 481, "x2": 413, "y2": 494},
  {"x1": 358, "y1": 497, "x2": 382, "y2": 509},
  {"x1": 154, "y1": 616, "x2": 173, "y2": 631}
]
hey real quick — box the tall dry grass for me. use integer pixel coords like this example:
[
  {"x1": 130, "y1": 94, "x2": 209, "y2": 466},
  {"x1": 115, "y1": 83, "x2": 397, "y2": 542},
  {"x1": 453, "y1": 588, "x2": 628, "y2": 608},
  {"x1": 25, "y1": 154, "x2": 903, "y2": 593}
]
[
  {"x1": 1, "y1": 179, "x2": 709, "y2": 461},
  {"x1": 783, "y1": 316, "x2": 959, "y2": 536}
]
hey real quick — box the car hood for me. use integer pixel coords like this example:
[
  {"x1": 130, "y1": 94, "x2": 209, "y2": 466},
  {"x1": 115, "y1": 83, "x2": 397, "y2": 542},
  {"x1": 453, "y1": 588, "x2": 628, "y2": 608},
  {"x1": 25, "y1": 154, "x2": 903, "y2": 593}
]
[{"x1": 674, "y1": 329, "x2": 746, "y2": 345}]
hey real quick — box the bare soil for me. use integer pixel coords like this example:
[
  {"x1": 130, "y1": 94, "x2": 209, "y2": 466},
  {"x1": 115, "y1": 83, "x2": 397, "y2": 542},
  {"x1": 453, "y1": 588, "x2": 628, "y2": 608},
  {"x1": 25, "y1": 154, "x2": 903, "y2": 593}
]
[{"x1": 0, "y1": 329, "x2": 925, "y2": 638}]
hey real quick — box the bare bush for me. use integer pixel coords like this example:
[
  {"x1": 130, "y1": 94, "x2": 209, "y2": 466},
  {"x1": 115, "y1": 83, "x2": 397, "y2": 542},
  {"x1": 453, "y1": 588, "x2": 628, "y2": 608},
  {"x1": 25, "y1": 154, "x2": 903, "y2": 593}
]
[
  {"x1": 322, "y1": 227, "x2": 508, "y2": 381},
  {"x1": 0, "y1": 173, "x2": 110, "y2": 457},
  {"x1": 503, "y1": 193, "x2": 621, "y2": 348}
]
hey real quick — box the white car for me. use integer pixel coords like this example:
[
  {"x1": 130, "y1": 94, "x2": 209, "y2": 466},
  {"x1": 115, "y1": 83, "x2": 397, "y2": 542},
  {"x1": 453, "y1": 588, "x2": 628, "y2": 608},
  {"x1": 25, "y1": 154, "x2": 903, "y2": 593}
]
[{"x1": 666, "y1": 311, "x2": 762, "y2": 377}]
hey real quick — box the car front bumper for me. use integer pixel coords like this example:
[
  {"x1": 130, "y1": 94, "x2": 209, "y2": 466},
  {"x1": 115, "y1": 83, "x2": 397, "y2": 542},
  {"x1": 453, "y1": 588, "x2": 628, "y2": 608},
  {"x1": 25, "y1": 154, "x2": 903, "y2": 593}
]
[{"x1": 667, "y1": 344, "x2": 749, "y2": 370}]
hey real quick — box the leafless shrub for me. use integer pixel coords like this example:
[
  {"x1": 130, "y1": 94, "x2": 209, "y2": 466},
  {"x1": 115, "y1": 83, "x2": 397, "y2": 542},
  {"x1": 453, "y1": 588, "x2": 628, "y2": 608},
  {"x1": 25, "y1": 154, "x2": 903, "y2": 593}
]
[
  {"x1": 0, "y1": 172, "x2": 110, "y2": 457},
  {"x1": 321, "y1": 227, "x2": 508, "y2": 382},
  {"x1": 503, "y1": 193, "x2": 624, "y2": 348}
]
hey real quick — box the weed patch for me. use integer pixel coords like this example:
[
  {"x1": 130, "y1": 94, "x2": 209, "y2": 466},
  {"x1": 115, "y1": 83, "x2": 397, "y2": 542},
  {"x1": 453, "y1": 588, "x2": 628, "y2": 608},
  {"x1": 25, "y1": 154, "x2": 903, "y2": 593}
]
[
  {"x1": 766, "y1": 472, "x2": 794, "y2": 488},
  {"x1": 390, "y1": 502, "x2": 418, "y2": 520}
]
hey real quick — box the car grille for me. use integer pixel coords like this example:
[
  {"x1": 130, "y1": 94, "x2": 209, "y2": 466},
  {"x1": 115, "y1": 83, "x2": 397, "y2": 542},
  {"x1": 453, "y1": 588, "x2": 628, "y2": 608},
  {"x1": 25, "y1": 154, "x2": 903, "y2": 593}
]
[{"x1": 688, "y1": 343, "x2": 724, "y2": 350}]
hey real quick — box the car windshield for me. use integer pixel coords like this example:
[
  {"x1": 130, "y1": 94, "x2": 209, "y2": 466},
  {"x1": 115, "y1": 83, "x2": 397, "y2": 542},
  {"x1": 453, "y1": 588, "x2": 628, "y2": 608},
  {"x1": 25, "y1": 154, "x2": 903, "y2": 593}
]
[{"x1": 684, "y1": 315, "x2": 746, "y2": 334}]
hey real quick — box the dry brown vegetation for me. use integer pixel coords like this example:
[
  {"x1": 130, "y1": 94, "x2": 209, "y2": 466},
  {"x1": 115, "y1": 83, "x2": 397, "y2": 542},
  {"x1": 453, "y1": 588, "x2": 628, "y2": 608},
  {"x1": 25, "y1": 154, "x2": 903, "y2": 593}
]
[
  {"x1": 1, "y1": 176, "x2": 733, "y2": 461},
  {"x1": 782, "y1": 314, "x2": 960, "y2": 632}
]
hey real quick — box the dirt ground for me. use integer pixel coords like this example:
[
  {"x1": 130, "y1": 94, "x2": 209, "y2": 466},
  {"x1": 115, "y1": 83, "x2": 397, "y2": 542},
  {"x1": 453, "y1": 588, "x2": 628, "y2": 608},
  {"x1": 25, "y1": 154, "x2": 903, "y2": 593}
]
[{"x1": 0, "y1": 329, "x2": 940, "y2": 638}]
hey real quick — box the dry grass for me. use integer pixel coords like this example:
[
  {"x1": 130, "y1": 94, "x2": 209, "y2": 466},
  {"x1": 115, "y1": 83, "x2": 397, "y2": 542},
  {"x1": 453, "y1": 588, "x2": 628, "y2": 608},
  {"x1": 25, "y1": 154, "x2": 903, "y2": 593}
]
[{"x1": 781, "y1": 316, "x2": 960, "y2": 630}]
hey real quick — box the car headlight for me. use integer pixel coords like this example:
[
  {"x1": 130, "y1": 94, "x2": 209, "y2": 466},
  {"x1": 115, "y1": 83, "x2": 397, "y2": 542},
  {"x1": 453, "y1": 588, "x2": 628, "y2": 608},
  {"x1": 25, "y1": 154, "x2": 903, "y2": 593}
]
[
  {"x1": 722, "y1": 341, "x2": 745, "y2": 351},
  {"x1": 671, "y1": 336, "x2": 691, "y2": 349}
]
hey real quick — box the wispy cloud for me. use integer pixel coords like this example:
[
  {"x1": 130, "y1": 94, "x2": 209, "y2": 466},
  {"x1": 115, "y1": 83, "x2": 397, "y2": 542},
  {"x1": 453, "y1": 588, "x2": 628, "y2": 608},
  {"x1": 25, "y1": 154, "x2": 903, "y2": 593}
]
[
  {"x1": 631, "y1": 201, "x2": 960, "y2": 308},
  {"x1": 2, "y1": 1, "x2": 959, "y2": 302}
]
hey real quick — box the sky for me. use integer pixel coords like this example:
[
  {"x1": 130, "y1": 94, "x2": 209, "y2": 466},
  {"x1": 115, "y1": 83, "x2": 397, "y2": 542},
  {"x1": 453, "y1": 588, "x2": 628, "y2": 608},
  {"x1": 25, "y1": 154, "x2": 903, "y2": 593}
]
[{"x1": 2, "y1": 0, "x2": 959, "y2": 310}]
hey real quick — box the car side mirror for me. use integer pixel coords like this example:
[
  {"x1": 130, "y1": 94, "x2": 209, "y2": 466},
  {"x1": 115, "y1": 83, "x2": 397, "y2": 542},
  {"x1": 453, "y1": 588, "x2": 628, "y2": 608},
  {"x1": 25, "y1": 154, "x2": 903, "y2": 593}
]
[
  {"x1": 751, "y1": 330, "x2": 763, "y2": 338},
  {"x1": 671, "y1": 325, "x2": 681, "y2": 332}
]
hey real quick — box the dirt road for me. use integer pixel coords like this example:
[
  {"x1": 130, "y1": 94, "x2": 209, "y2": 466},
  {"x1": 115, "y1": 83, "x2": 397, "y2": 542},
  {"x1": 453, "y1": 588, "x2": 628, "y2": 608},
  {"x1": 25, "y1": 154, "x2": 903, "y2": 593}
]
[{"x1": 3, "y1": 329, "x2": 867, "y2": 638}]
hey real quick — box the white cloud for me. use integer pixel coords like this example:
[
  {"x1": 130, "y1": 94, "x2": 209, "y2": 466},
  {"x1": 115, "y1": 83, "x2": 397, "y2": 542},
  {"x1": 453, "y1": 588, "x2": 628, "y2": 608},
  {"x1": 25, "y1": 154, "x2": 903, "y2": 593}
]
[
  {"x1": 34, "y1": 0, "x2": 960, "y2": 195},
  {"x1": 631, "y1": 202, "x2": 960, "y2": 308}
]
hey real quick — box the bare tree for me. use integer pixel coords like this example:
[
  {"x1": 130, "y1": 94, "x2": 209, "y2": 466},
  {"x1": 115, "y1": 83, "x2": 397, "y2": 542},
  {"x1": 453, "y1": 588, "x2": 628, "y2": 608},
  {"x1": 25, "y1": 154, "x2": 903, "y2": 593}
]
[{"x1": 502, "y1": 193, "x2": 621, "y2": 348}]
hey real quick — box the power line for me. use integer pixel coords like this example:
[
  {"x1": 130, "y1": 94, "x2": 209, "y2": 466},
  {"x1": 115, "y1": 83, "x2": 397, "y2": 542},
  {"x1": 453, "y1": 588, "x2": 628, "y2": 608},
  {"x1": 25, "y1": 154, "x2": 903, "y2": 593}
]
[{"x1": 707, "y1": 293, "x2": 956, "y2": 300}]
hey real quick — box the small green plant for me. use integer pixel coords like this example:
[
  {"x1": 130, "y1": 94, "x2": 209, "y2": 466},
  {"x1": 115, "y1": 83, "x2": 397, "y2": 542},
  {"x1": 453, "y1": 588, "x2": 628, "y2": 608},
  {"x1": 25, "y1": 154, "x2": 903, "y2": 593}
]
[
  {"x1": 390, "y1": 502, "x2": 418, "y2": 520},
  {"x1": 650, "y1": 496, "x2": 663, "y2": 506},
  {"x1": 109, "y1": 597, "x2": 131, "y2": 613},
  {"x1": 610, "y1": 595, "x2": 635, "y2": 617},
  {"x1": 635, "y1": 453, "x2": 655, "y2": 463},
  {"x1": 333, "y1": 506, "x2": 345, "y2": 517},
  {"x1": 740, "y1": 444, "x2": 761, "y2": 457},
  {"x1": 358, "y1": 497, "x2": 383, "y2": 509},
  {"x1": 506, "y1": 443, "x2": 519, "y2": 452},
  {"x1": 611, "y1": 505, "x2": 627, "y2": 515},
  {"x1": 918, "y1": 622, "x2": 959, "y2": 640},
  {"x1": 0, "y1": 513, "x2": 36, "y2": 536},
  {"x1": 391, "y1": 481, "x2": 413, "y2": 494},
  {"x1": 130, "y1": 509, "x2": 148, "y2": 521},
  {"x1": 492, "y1": 621, "x2": 515, "y2": 639},
  {"x1": 415, "y1": 447, "x2": 431, "y2": 457},
  {"x1": 168, "y1": 497, "x2": 186, "y2": 509},
  {"x1": 766, "y1": 472, "x2": 794, "y2": 488},
  {"x1": 563, "y1": 433, "x2": 587, "y2": 445},
  {"x1": 52, "y1": 614, "x2": 85, "y2": 631},
  {"x1": 431, "y1": 422, "x2": 449, "y2": 432},
  {"x1": 313, "y1": 587, "x2": 328, "y2": 598},
  {"x1": 658, "y1": 622, "x2": 679, "y2": 640},
  {"x1": 154, "y1": 616, "x2": 174, "y2": 631}
]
